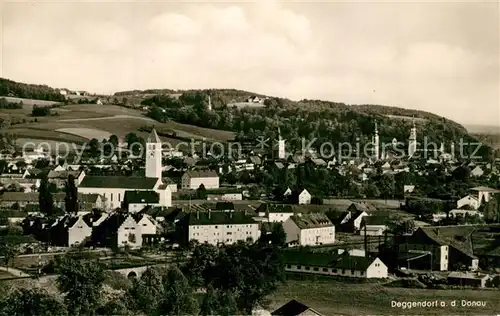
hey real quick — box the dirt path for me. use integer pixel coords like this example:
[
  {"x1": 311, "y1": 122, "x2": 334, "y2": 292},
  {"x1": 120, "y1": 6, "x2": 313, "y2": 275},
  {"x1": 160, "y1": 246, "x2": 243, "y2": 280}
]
[{"x1": 58, "y1": 114, "x2": 155, "y2": 122}]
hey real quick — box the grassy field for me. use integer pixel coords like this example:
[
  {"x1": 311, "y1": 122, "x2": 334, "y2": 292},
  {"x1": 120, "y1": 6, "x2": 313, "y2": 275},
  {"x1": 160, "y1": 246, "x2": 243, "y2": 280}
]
[
  {"x1": 269, "y1": 279, "x2": 500, "y2": 315},
  {"x1": 1, "y1": 102, "x2": 235, "y2": 149}
]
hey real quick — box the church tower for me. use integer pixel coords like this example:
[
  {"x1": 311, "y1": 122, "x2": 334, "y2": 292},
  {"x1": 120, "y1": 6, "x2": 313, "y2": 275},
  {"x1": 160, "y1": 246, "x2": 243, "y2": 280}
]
[
  {"x1": 278, "y1": 126, "x2": 286, "y2": 159},
  {"x1": 372, "y1": 121, "x2": 380, "y2": 160},
  {"x1": 408, "y1": 119, "x2": 417, "y2": 158},
  {"x1": 146, "y1": 129, "x2": 162, "y2": 179}
]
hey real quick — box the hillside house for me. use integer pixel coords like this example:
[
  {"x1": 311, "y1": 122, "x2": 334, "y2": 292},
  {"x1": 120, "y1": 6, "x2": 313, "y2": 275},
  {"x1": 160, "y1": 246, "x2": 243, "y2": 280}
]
[
  {"x1": 176, "y1": 211, "x2": 260, "y2": 246},
  {"x1": 298, "y1": 189, "x2": 312, "y2": 205},
  {"x1": 47, "y1": 169, "x2": 85, "y2": 189},
  {"x1": 282, "y1": 250, "x2": 388, "y2": 279},
  {"x1": 283, "y1": 213, "x2": 335, "y2": 246},
  {"x1": 469, "y1": 186, "x2": 499, "y2": 203},
  {"x1": 181, "y1": 170, "x2": 219, "y2": 190}
]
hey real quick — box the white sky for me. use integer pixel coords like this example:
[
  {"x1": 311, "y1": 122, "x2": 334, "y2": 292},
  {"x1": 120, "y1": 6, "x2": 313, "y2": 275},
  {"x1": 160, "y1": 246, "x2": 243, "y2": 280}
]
[{"x1": 1, "y1": 0, "x2": 499, "y2": 125}]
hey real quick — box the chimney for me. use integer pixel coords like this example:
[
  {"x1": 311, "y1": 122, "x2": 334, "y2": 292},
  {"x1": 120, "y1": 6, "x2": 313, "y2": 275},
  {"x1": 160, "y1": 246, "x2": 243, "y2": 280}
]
[
  {"x1": 208, "y1": 209, "x2": 211, "y2": 220},
  {"x1": 197, "y1": 210, "x2": 200, "y2": 220}
]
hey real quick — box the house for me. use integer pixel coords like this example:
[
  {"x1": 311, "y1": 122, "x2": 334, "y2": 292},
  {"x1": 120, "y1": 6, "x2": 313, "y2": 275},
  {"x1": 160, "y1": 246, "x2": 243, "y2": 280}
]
[
  {"x1": 470, "y1": 166, "x2": 484, "y2": 177},
  {"x1": 256, "y1": 204, "x2": 295, "y2": 223},
  {"x1": 339, "y1": 202, "x2": 374, "y2": 232},
  {"x1": 92, "y1": 213, "x2": 143, "y2": 248},
  {"x1": 181, "y1": 170, "x2": 219, "y2": 190},
  {"x1": 469, "y1": 186, "x2": 499, "y2": 203},
  {"x1": 283, "y1": 213, "x2": 335, "y2": 246},
  {"x1": 282, "y1": 250, "x2": 388, "y2": 279},
  {"x1": 271, "y1": 300, "x2": 323, "y2": 316},
  {"x1": 206, "y1": 193, "x2": 243, "y2": 201},
  {"x1": 456, "y1": 195, "x2": 480, "y2": 210},
  {"x1": 47, "y1": 169, "x2": 85, "y2": 189},
  {"x1": 134, "y1": 213, "x2": 157, "y2": 236},
  {"x1": 447, "y1": 272, "x2": 491, "y2": 288},
  {"x1": 404, "y1": 185, "x2": 415, "y2": 194},
  {"x1": 52, "y1": 193, "x2": 106, "y2": 214},
  {"x1": 176, "y1": 211, "x2": 260, "y2": 246},
  {"x1": 448, "y1": 209, "x2": 483, "y2": 219},
  {"x1": 162, "y1": 178, "x2": 178, "y2": 193},
  {"x1": 394, "y1": 226, "x2": 478, "y2": 271},
  {"x1": 298, "y1": 189, "x2": 312, "y2": 205},
  {"x1": 123, "y1": 190, "x2": 160, "y2": 213},
  {"x1": 48, "y1": 215, "x2": 92, "y2": 247},
  {"x1": 360, "y1": 216, "x2": 389, "y2": 236}
]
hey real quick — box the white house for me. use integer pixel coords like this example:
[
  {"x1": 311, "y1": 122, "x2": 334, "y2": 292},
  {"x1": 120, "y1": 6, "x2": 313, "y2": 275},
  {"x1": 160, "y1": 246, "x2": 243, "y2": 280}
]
[
  {"x1": 360, "y1": 216, "x2": 388, "y2": 236},
  {"x1": 256, "y1": 204, "x2": 295, "y2": 223},
  {"x1": 116, "y1": 215, "x2": 143, "y2": 248},
  {"x1": 283, "y1": 213, "x2": 335, "y2": 246},
  {"x1": 178, "y1": 211, "x2": 260, "y2": 246},
  {"x1": 456, "y1": 195, "x2": 480, "y2": 210},
  {"x1": 67, "y1": 216, "x2": 92, "y2": 246},
  {"x1": 470, "y1": 186, "x2": 499, "y2": 203},
  {"x1": 181, "y1": 170, "x2": 219, "y2": 190},
  {"x1": 298, "y1": 189, "x2": 312, "y2": 205},
  {"x1": 404, "y1": 185, "x2": 415, "y2": 193},
  {"x1": 136, "y1": 214, "x2": 157, "y2": 236}
]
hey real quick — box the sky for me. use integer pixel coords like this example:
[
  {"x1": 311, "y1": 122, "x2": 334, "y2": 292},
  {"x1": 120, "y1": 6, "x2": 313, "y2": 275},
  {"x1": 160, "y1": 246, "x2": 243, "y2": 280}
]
[{"x1": 1, "y1": 0, "x2": 499, "y2": 126}]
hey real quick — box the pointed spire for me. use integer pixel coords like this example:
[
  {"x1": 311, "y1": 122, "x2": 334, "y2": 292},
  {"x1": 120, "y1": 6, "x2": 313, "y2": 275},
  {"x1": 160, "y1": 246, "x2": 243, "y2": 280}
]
[{"x1": 147, "y1": 128, "x2": 161, "y2": 143}]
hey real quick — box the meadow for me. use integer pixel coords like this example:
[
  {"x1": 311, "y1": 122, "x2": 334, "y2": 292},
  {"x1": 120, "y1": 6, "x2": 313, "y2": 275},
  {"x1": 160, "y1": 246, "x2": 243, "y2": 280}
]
[
  {"x1": 269, "y1": 278, "x2": 500, "y2": 315},
  {"x1": 1, "y1": 100, "x2": 235, "y2": 151}
]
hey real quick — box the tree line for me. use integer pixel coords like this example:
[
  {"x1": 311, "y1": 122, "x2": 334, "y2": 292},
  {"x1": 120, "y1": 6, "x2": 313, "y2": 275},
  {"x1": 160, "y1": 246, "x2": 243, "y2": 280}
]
[{"x1": 0, "y1": 78, "x2": 65, "y2": 102}]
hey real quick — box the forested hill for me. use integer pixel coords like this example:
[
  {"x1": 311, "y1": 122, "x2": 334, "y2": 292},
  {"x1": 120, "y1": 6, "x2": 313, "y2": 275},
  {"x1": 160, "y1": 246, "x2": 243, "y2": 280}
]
[
  {"x1": 0, "y1": 78, "x2": 66, "y2": 102},
  {"x1": 138, "y1": 88, "x2": 495, "y2": 158}
]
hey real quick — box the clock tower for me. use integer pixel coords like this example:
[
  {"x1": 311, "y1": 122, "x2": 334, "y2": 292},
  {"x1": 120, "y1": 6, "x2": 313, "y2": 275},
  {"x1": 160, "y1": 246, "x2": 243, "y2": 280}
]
[{"x1": 146, "y1": 129, "x2": 162, "y2": 179}]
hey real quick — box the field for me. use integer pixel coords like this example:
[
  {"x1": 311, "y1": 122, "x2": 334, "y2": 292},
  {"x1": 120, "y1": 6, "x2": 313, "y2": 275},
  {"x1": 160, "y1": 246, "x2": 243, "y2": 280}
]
[
  {"x1": 0, "y1": 100, "x2": 235, "y2": 152},
  {"x1": 269, "y1": 279, "x2": 500, "y2": 315}
]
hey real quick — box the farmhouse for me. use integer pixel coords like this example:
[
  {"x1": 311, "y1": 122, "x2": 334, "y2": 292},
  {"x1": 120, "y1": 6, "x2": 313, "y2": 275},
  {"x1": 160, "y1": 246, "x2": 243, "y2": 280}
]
[
  {"x1": 181, "y1": 170, "x2": 219, "y2": 190},
  {"x1": 283, "y1": 213, "x2": 335, "y2": 246},
  {"x1": 78, "y1": 130, "x2": 172, "y2": 210},
  {"x1": 176, "y1": 211, "x2": 260, "y2": 246}
]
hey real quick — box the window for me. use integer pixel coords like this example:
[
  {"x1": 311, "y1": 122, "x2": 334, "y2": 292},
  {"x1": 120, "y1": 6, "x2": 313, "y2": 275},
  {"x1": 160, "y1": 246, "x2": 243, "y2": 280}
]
[
  {"x1": 118, "y1": 193, "x2": 121, "y2": 201},
  {"x1": 286, "y1": 265, "x2": 291, "y2": 269},
  {"x1": 143, "y1": 224, "x2": 147, "y2": 226},
  {"x1": 297, "y1": 266, "x2": 302, "y2": 270},
  {"x1": 215, "y1": 226, "x2": 218, "y2": 229},
  {"x1": 305, "y1": 267, "x2": 310, "y2": 271},
  {"x1": 445, "y1": 255, "x2": 448, "y2": 260},
  {"x1": 360, "y1": 271, "x2": 364, "y2": 276},
  {"x1": 313, "y1": 267, "x2": 319, "y2": 271},
  {"x1": 322, "y1": 268, "x2": 328, "y2": 272},
  {"x1": 351, "y1": 269, "x2": 355, "y2": 275},
  {"x1": 342, "y1": 269, "x2": 345, "y2": 274}
]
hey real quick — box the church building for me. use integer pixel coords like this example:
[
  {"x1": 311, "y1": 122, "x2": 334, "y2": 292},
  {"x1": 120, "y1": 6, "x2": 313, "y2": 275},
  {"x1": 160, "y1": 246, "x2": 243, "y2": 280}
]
[{"x1": 78, "y1": 129, "x2": 172, "y2": 210}]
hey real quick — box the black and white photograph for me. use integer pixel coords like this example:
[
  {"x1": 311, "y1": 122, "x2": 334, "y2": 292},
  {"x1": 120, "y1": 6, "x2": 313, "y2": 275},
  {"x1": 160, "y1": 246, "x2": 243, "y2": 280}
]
[{"x1": 0, "y1": 0, "x2": 499, "y2": 315}]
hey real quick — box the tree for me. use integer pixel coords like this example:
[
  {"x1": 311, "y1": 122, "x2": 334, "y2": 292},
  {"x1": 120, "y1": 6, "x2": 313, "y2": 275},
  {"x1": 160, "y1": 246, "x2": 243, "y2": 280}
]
[
  {"x1": 270, "y1": 223, "x2": 287, "y2": 247},
  {"x1": 64, "y1": 175, "x2": 78, "y2": 214},
  {"x1": 56, "y1": 255, "x2": 106, "y2": 316},
  {"x1": 196, "y1": 184, "x2": 207, "y2": 200},
  {"x1": 200, "y1": 285, "x2": 239, "y2": 316},
  {"x1": 38, "y1": 176, "x2": 54, "y2": 217},
  {"x1": 126, "y1": 267, "x2": 166, "y2": 314},
  {"x1": 0, "y1": 288, "x2": 67, "y2": 316},
  {"x1": 363, "y1": 182, "x2": 381, "y2": 198},
  {"x1": 88, "y1": 138, "x2": 100, "y2": 157},
  {"x1": 0, "y1": 242, "x2": 18, "y2": 269},
  {"x1": 108, "y1": 135, "x2": 119, "y2": 148},
  {"x1": 157, "y1": 266, "x2": 199, "y2": 316},
  {"x1": 182, "y1": 243, "x2": 219, "y2": 288}
]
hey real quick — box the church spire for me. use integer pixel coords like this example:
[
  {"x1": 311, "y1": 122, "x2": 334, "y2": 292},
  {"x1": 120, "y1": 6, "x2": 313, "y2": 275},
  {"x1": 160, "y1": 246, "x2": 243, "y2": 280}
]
[{"x1": 147, "y1": 128, "x2": 161, "y2": 144}]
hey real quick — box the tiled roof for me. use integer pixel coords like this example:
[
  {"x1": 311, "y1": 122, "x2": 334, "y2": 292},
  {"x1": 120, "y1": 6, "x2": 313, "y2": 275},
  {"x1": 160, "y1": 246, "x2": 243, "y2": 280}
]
[
  {"x1": 290, "y1": 213, "x2": 333, "y2": 229},
  {"x1": 362, "y1": 215, "x2": 389, "y2": 226},
  {"x1": 124, "y1": 190, "x2": 160, "y2": 204},
  {"x1": 418, "y1": 226, "x2": 477, "y2": 259},
  {"x1": 184, "y1": 170, "x2": 218, "y2": 178},
  {"x1": 0, "y1": 192, "x2": 39, "y2": 202},
  {"x1": 184, "y1": 211, "x2": 257, "y2": 225},
  {"x1": 272, "y1": 300, "x2": 319, "y2": 316},
  {"x1": 79, "y1": 176, "x2": 158, "y2": 189},
  {"x1": 256, "y1": 203, "x2": 294, "y2": 214},
  {"x1": 470, "y1": 186, "x2": 500, "y2": 193}
]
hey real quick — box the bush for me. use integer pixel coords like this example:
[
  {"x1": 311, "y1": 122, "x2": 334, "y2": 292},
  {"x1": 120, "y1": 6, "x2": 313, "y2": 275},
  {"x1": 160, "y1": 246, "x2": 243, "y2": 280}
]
[{"x1": 32, "y1": 105, "x2": 51, "y2": 117}]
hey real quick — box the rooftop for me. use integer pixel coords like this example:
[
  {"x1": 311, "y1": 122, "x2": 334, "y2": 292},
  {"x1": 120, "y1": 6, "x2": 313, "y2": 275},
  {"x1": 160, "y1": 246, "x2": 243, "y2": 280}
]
[
  {"x1": 184, "y1": 211, "x2": 257, "y2": 226},
  {"x1": 290, "y1": 213, "x2": 333, "y2": 230},
  {"x1": 79, "y1": 176, "x2": 159, "y2": 189}
]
